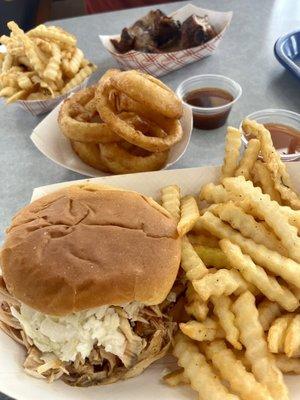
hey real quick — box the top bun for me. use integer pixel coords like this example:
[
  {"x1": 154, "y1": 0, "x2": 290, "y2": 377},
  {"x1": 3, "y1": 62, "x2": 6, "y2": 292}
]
[{"x1": 1, "y1": 184, "x2": 181, "y2": 316}]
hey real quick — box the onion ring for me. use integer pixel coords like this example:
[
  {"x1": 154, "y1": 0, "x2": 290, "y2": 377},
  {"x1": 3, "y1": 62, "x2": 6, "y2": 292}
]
[
  {"x1": 110, "y1": 90, "x2": 173, "y2": 129},
  {"x1": 58, "y1": 84, "x2": 121, "y2": 144},
  {"x1": 99, "y1": 141, "x2": 169, "y2": 174},
  {"x1": 71, "y1": 140, "x2": 110, "y2": 172},
  {"x1": 109, "y1": 70, "x2": 183, "y2": 119},
  {"x1": 96, "y1": 83, "x2": 183, "y2": 152},
  {"x1": 59, "y1": 86, "x2": 121, "y2": 143}
]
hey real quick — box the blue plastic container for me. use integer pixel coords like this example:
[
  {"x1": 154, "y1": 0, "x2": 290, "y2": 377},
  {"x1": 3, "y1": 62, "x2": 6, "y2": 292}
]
[{"x1": 274, "y1": 30, "x2": 300, "y2": 79}]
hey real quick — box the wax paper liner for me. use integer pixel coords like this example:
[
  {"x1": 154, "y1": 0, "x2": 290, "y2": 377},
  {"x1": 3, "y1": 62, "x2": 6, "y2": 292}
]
[
  {"x1": 31, "y1": 102, "x2": 193, "y2": 177},
  {"x1": 0, "y1": 162, "x2": 300, "y2": 400},
  {"x1": 100, "y1": 4, "x2": 232, "y2": 77}
]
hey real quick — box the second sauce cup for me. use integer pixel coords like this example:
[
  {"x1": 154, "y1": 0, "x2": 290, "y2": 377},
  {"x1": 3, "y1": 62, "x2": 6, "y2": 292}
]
[{"x1": 176, "y1": 74, "x2": 242, "y2": 130}]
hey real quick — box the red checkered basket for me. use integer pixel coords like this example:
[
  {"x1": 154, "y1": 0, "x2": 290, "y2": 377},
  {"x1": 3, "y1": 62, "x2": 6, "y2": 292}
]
[{"x1": 100, "y1": 4, "x2": 232, "y2": 77}]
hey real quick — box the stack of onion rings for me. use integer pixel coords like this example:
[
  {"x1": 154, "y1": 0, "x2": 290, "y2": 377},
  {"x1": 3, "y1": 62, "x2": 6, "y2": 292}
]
[{"x1": 58, "y1": 69, "x2": 184, "y2": 174}]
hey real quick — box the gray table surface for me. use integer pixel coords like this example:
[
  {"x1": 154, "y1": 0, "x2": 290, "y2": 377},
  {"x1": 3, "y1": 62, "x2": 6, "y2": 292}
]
[{"x1": 0, "y1": 0, "x2": 300, "y2": 398}]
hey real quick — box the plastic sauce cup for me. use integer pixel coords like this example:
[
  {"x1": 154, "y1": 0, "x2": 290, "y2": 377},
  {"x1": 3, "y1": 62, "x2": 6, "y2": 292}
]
[
  {"x1": 176, "y1": 74, "x2": 242, "y2": 130},
  {"x1": 240, "y1": 109, "x2": 300, "y2": 161}
]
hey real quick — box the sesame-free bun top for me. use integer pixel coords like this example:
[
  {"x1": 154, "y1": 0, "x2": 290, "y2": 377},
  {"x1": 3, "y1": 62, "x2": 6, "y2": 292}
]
[{"x1": 1, "y1": 184, "x2": 181, "y2": 316}]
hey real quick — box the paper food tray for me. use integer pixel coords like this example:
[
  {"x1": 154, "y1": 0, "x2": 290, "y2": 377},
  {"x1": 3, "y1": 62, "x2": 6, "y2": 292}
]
[
  {"x1": 15, "y1": 78, "x2": 90, "y2": 116},
  {"x1": 31, "y1": 102, "x2": 193, "y2": 177},
  {"x1": 100, "y1": 4, "x2": 232, "y2": 77},
  {"x1": 1, "y1": 163, "x2": 300, "y2": 400}
]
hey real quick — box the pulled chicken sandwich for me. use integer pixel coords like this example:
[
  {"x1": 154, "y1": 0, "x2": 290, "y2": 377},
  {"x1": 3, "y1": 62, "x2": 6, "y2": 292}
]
[{"x1": 0, "y1": 184, "x2": 181, "y2": 386}]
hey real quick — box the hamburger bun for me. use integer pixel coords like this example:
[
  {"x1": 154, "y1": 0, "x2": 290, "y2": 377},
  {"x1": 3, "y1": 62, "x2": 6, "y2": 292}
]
[{"x1": 1, "y1": 184, "x2": 181, "y2": 316}]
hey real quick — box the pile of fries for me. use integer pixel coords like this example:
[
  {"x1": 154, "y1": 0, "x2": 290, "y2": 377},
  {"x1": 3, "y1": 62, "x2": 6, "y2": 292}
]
[
  {"x1": 0, "y1": 21, "x2": 96, "y2": 104},
  {"x1": 162, "y1": 119, "x2": 300, "y2": 400}
]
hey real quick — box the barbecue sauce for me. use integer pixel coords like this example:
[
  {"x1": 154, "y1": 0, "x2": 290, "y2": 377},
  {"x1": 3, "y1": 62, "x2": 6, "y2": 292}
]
[
  {"x1": 184, "y1": 87, "x2": 234, "y2": 130},
  {"x1": 246, "y1": 123, "x2": 300, "y2": 155}
]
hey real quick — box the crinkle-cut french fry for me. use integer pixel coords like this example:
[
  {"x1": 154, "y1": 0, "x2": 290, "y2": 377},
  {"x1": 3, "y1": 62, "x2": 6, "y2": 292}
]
[
  {"x1": 7, "y1": 21, "x2": 24, "y2": 35},
  {"x1": 0, "y1": 34, "x2": 10, "y2": 46},
  {"x1": 2, "y1": 35, "x2": 24, "y2": 57},
  {"x1": 28, "y1": 24, "x2": 77, "y2": 47},
  {"x1": 193, "y1": 269, "x2": 249, "y2": 301},
  {"x1": 188, "y1": 232, "x2": 219, "y2": 247},
  {"x1": 43, "y1": 43, "x2": 61, "y2": 81},
  {"x1": 235, "y1": 138, "x2": 260, "y2": 179},
  {"x1": 233, "y1": 291, "x2": 289, "y2": 400},
  {"x1": 223, "y1": 176, "x2": 300, "y2": 263},
  {"x1": 180, "y1": 318, "x2": 225, "y2": 342},
  {"x1": 8, "y1": 66, "x2": 24, "y2": 73},
  {"x1": 163, "y1": 369, "x2": 189, "y2": 386},
  {"x1": 211, "y1": 202, "x2": 287, "y2": 255},
  {"x1": 288, "y1": 283, "x2": 300, "y2": 300},
  {"x1": 284, "y1": 314, "x2": 300, "y2": 358},
  {"x1": 177, "y1": 196, "x2": 199, "y2": 237},
  {"x1": 35, "y1": 44, "x2": 50, "y2": 65},
  {"x1": 0, "y1": 86, "x2": 17, "y2": 97},
  {"x1": 62, "y1": 49, "x2": 73, "y2": 60},
  {"x1": 276, "y1": 354, "x2": 300, "y2": 374},
  {"x1": 243, "y1": 118, "x2": 300, "y2": 210},
  {"x1": 7, "y1": 45, "x2": 24, "y2": 58},
  {"x1": 1, "y1": 53, "x2": 13, "y2": 72},
  {"x1": 33, "y1": 38, "x2": 52, "y2": 54},
  {"x1": 198, "y1": 182, "x2": 300, "y2": 232},
  {"x1": 199, "y1": 182, "x2": 229, "y2": 203},
  {"x1": 184, "y1": 300, "x2": 209, "y2": 322},
  {"x1": 22, "y1": 36, "x2": 45, "y2": 77},
  {"x1": 161, "y1": 185, "x2": 181, "y2": 222},
  {"x1": 211, "y1": 295, "x2": 242, "y2": 350},
  {"x1": 54, "y1": 68, "x2": 64, "y2": 91},
  {"x1": 280, "y1": 207, "x2": 300, "y2": 233},
  {"x1": 232, "y1": 349, "x2": 252, "y2": 371},
  {"x1": 192, "y1": 245, "x2": 231, "y2": 269},
  {"x1": 81, "y1": 58, "x2": 89, "y2": 67},
  {"x1": 6, "y1": 89, "x2": 28, "y2": 103},
  {"x1": 220, "y1": 239, "x2": 298, "y2": 311},
  {"x1": 61, "y1": 57, "x2": 72, "y2": 78},
  {"x1": 181, "y1": 236, "x2": 208, "y2": 281},
  {"x1": 18, "y1": 55, "x2": 32, "y2": 69},
  {"x1": 17, "y1": 74, "x2": 33, "y2": 90},
  {"x1": 258, "y1": 299, "x2": 282, "y2": 331},
  {"x1": 221, "y1": 127, "x2": 241, "y2": 179},
  {"x1": 267, "y1": 315, "x2": 293, "y2": 353},
  {"x1": 204, "y1": 340, "x2": 273, "y2": 400},
  {"x1": 243, "y1": 119, "x2": 292, "y2": 186},
  {"x1": 199, "y1": 211, "x2": 300, "y2": 288},
  {"x1": 252, "y1": 160, "x2": 282, "y2": 203},
  {"x1": 68, "y1": 48, "x2": 84, "y2": 76},
  {"x1": 0, "y1": 73, "x2": 20, "y2": 88},
  {"x1": 62, "y1": 64, "x2": 95, "y2": 94},
  {"x1": 185, "y1": 282, "x2": 209, "y2": 321},
  {"x1": 173, "y1": 333, "x2": 239, "y2": 400},
  {"x1": 31, "y1": 75, "x2": 55, "y2": 96}
]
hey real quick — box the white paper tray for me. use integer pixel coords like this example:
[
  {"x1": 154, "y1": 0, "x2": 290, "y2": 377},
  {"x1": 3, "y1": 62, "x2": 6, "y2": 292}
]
[
  {"x1": 30, "y1": 102, "x2": 193, "y2": 177},
  {"x1": 1, "y1": 162, "x2": 300, "y2": 400}
]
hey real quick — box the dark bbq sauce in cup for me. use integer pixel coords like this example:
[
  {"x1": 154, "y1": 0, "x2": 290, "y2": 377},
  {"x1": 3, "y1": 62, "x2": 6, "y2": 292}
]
[{"x1": 184, "y1": 87, "x2": 234, "y2": 130}]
